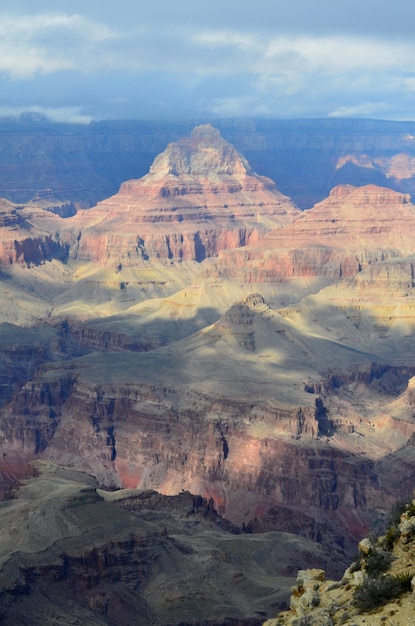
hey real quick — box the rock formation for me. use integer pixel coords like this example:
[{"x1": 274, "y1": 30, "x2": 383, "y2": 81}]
[
  {"x1": 0, "y1": 461, "x2": 331, "y2": 626},
  {"x1": 2, "y1": 126, "x2": 415, "y2": 624},
  {"x1": 211, "y1": 184, "x2": 415, "y2": 283},
  {"x1": 0, "y1": 198, "x2": 68, "y2": 267},
  {"x1": 2, "y1": 282, "x2": 415, "y2": 564},
  {"x1": 264, "y1": 497, "x2": 415, "y2": 625},
  {"x1": 4, "y1": 116, "x2": 415, "y2": 210},
  {"x1": 59, "y1": 125, "x2": 300, "y2": 265}
]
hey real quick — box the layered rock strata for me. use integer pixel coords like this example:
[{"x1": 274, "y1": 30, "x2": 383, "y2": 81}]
[
  {"x1": 59, "y1": 125, "x2": 300, "y2": 265},
  {"x1": 3, "y1": 311, "x2": 415, "y2": 562},
  {"x1": 212, "y1": 184, "x2": 415, "y2": 283},
  {"x1": 0, "y1": 461, "x2": 332, "y2": 626},
  {"x1": 0, "y1": 199, "x2": 68, "y2": 267},
  {"x1": 2, "y1": 125, "x2": 415, "y2": 601},
  {"x1": 4, "y1": 117, "x2": 415, "y2": 210}
]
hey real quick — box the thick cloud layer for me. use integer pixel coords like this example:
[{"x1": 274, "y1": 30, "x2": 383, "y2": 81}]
[{"x1": 1, "y1": 1, "x2": 415, "y2": 122}]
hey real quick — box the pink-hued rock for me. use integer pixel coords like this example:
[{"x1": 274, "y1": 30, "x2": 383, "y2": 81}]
[
  {"x1": 3, "y1": 129, "x2": 415, "y2": 584},
  {"x1": 211, "y1": 184, "x2": 415, "y2": 283},
  {"x1": 0, "y1": 199, "x2": 67, "y2": 266},
  {"x1": 59, "y1": 125, "x2": 300, "y2": 264}
]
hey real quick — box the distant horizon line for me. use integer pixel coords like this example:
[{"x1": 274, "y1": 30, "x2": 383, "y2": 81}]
[{"x1": 2, "y1": 112, "x2": 415, "y2": 127}]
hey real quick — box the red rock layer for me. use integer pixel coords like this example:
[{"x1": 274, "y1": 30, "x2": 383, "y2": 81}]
[
  {"x1": 2, "y1": 368, "x2": 412, "y2": 545},
  {"x1": 211, "y1": 184, "x2": 415, "y2": 282},
  {"x1": 0, "y1": 197, "x2": 74, "y2": 267},
  {"x1": 61, "y1": 125, "x2": 300, "y2": 264}
]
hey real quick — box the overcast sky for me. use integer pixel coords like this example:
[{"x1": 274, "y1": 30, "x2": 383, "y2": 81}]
[{"x1": 1, "y1": 0, "x2": 415, "y2": 123}]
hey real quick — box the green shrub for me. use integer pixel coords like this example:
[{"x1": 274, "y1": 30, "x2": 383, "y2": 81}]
[
  {"x1": 353, "y1": 573, "x2": 413, "y2": 612},
  {"x1": 349, "y1": 554, "x2": 362, "y2": 573},
  {"x1": 386, "y1": 499, "x2": 414, "y2": 528},
  {"x1": 391, "y1": 571, "x2": 413, "y2": 592},
  {"x1": 406, "y1": 501, "x2": 415, "y2": 518},
  {"x1": 382, "y1": 525, "x2": 400, "y2": 551},
  {"x1": 385, "y1": 501, "x2": 406, "y2": 529},
  {"x1": 365, "y1": 548, "x2": 394, "y2": 576}
]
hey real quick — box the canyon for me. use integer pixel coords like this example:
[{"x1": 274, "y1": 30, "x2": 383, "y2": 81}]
[
  {"x1": 3, "y1": 116, "x2": 415, "y2": 210},
  {"x1": 1, "y1": 122, "x2": 415, "y2": 624},
  {"x1": 2, "y1": 460, "x2": 328, "y2": 626}
]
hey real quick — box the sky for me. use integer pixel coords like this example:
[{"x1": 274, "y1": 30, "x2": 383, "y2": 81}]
[{"x1": 1, "y1": 0, "x2": 415, "y2": 123}]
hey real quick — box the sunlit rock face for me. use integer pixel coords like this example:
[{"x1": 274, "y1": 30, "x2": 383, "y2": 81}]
[
  {"x1": 5, "y1": 117, "x2": 415, "y2": 212},
  {"x1": 0, "y1": 198, "x2": 69, "y2": 267},
  {"x1": 210, "y1": 184, "x2": 415, "y2": 282},
  {"x1": 59, "y1": 125, "x2": 300, "y2": 265},
  {"x1": 3, "y1": 125, "x2": 415, "y2": 603}
]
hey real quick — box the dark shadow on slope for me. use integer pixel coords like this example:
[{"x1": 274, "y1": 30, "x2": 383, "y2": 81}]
[{"x1": 3, "y1": 292, "x2": 415, "y2": 587}]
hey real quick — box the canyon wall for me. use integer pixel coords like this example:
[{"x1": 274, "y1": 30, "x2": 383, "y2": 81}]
[
  {"x1": 2, "y1": 117, "x2": 415, "y2": 209},
  {"x1": 2, "y1": 124, "x2": 415, "y2": 605}
]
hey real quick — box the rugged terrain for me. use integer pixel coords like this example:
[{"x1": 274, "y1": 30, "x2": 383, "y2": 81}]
[
  {"x1": 0, "y1": 460, "x2": 331, "y2": 625},
  {"x1": 1, "y1": 122, "x2": 415, "y2": 622},
  {"x1": 3, "y1": 116, "x2": 415, "y2": 210},
  {"x1": 59, "y1": 124, "x2": 300, "y2": 265},
  {"x1": 264, "y1": 498, "x2": 415, "y2": 625}
]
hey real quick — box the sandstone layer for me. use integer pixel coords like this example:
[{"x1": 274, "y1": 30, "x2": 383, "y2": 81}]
[
  {"x1": 211, "y1": 184, "x2": 415, "y2": 283},
  {"x1": 2, "y1": 282, "x2": 415, "y2": 563},
  {"x1": 0, "y1": 198, "x2": 68, "y2": 267},
  {"x1": 1, "y1": 127, "x2": 415, "y2": 618},
  {"x1": 4, "y1": 117, "x2": 415, "y2": 210},
  {"x1": 56, "y1": 125, "x2": 299, "y2": 265}
]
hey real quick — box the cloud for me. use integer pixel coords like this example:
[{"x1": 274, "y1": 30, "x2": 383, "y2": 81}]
[
  {"x1": 262, "y1": 35, "x2": 415, "y2": 74},
  {"x1": 3, "y1": 12, "x2": 413, "y2": 80},
  {"x1": 1, "y1": 6, "x2": 415, "y2": 121},
  {"x1": 329, "y1": 102, "x2": 389, "y2": 118},
  {"x1": 0, "y1": 13, "x2": 117, "y2": 78},
  {"x1": 207, "y1": 95, "x2": 272, "y2": 117}
]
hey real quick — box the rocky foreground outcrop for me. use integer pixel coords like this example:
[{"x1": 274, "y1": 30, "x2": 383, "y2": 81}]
[{"x1": 264, "y1": 498, "x2": 415, "y2": 625}]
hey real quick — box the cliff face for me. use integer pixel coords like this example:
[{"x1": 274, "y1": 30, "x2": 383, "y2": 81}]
[
  {"x1": 3, "y1": 117, "x2": 415, "y2": 210},
  {"x1": 0, "y1": 200, "x2": 69, "y2": 267},
  {"x1": 0, "y1": 125, "x2": 300, "y2": 268},
  {"x1": 211, "y1": 184, "x2": 415, "y2": 282},
  {"x1": 3, "y1": 286, "x2": 415, "y2": 560},
  {"x1": 0, "y1": 461, "x2": 332, "y2": 626},
  {"x1": 60, "y1": 125, "x2": 299, "y2": 265},
  {"x1": 2, "y1": 124, "x2": 415, "y2": 613}
]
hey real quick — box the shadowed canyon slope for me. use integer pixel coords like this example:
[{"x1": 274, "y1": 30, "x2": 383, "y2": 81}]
[
  {"x1": 2, "y1": 124, "x2": 415, "y2": 623},
  {"x1": 0, "y1": 461, "x2": 333, "y2": 625}
]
